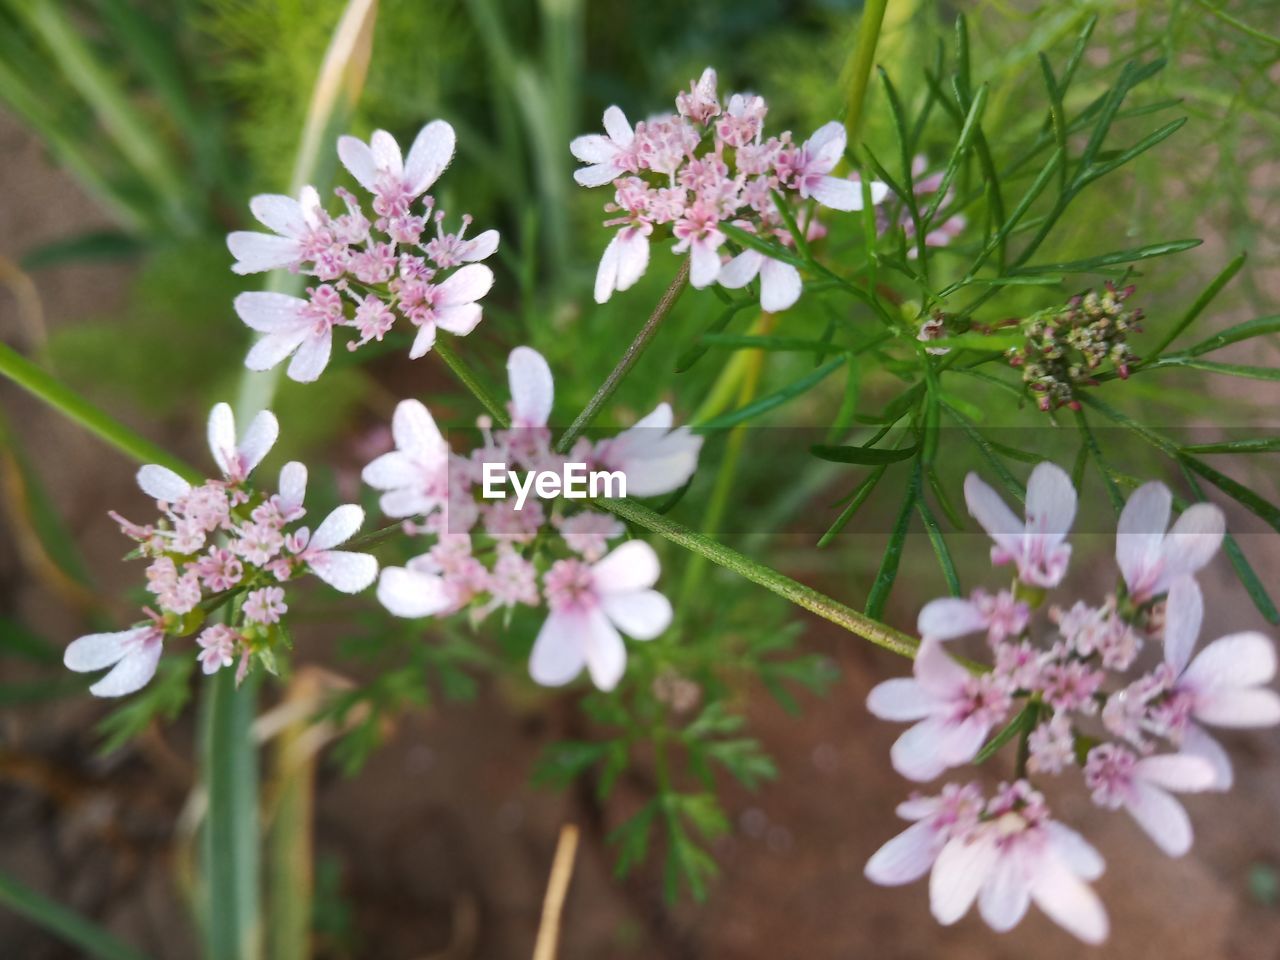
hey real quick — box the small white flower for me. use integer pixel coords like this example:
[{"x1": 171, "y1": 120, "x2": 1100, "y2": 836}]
[
  {"x1": 361, "y1": 399, "x2": 452, "y2": 520},
  {"x1": 1083, "y1": 744, "x2": 1215, "y2": 856},
  {"x1": 594, "y1": 402, "x2": 702, "y2": 497},
  {"x1": 227, "y1": 186, "x2": 327, "y2": 275},
  {"x1": 570, "y1": 106, "x2": 636, "y2": 187},
  {"x1": 337, "y1": 121, "x2": 456, "y2": 204},
  {"x1": 1116, "y1": 482, "x2": 1224, "y2": 603},
  {"x1": 235, "y1": 291, "x2": 337, "y2": 383},
  {"x1": 717, "y1": 249, "x2": 802, "y2": 313},
  {"x1": 136, "y1": 403, "x2": 278, "y2": 504},
  {"x1": 529, "y1": 541, "x2": 672, "y2": 691},
  {"x1": 296, "y1": 504, "x2": 378, "y2": 593},
  {"x1": 593, "y1": 224, "x2": 652, "y2": 304},
  {"x1": 406, "y1": 263, "x2": 495, "y2": 360},
  {"x1": 965, "y1": 462, "x2": 1076, "y2": 588},
  {"x1": 64, "y1": 624, "x2": 165, "y2": 698},
  {"x1": 787, "y1": 121, "x2": 889, "y2": 211}
]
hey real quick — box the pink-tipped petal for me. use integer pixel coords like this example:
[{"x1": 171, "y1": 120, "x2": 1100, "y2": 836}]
[{"x1": 136, "y1": 465, "x2": 192, "y2": 503}]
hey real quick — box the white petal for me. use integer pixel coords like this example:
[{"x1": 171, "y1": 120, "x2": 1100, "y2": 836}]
[
  {"x1": 1125, "y1": 782, "x2": 1193, "y2": 856},
  {"x1": 601, "y1": 105, "x2": 633, "y2": 146},
  {"x1": 865, "y1": 820, "x2": 940, "y2": 886},
  {"x1": 1045, "y1": 822, "x2": 1105, "y2": 881},
  {"x1": 630, "y1": 402, "x2": 673, "y2": 432},
  {"x1": 688, "y1": 237, "x2": 722, "y2": 288},
  {"x1": 337, "y1": 135, "x2": 379, "y2": 192},
  {"x1": 308, "y1": 550, "x2": 378, "y2": 594},
  {"x1": 614, "y1": 231, "x2": 650, "y2": 292},
  {"x1": 917, "y1": 597, "x2": 986, "y2": 642},
  {"x1": 930, "y1": 833, "x2": 997, "y2": 925},
  {"x1": 403, "y1": 119, "x2": 455, "y2": 196},
  {"x1": 435, "y1": 303, "x2": 482, "y2": 336},
  {"x1": 581, "y1": 606, "x2": 628, "y2": 691},
  {"x1": 574, "y1": 162, "x2": 621, "y2": 188},
  {"x1": 286, "y1": 331, "x2": 332, "y2": 383},
  {"x1": 136, "y1": 465, "x2": 191, "y2": 503},
  {"x1": 436, "y1": 263, "x2": 493, "y2": 306},
  {"x1": 245, "y1": 331, "x2": 306, "y2": 372},
  {"x1": 88, "y1": 641, "x2": 162, "y2": 698},
  {"x1": 361, "y1": 451, "x2": 418, "y2": 492},
  {"x1": 617, "y1": 430, "x2": 702, "y2": 497},
  {"x1": 408, "y1": 322, "x2": 437, "y2": 359},
  {"x1": 716, "y1": 249, "x2": 763, "y2": 289},
  {"x1": 759, "y1": 258, "x2": 802, "y2": 312},
  {"x1": 600, "y1": 588, "x2": 672, "y2": 640},
  {"x1": 237, "y1": 410, "x2": 280, "y2": 475},
  {"x1": 529, "y1": 611, "x2": 588, "y2": 687},
  {"x1": 64, "y1": 628, "x2": 146, "y2": 672},
  {"x1": 1116, "y1": 482, "x2": 1171, "y2": 596},
  {"x1": 507, "y1": 346, "x2": 554, "y2": 428},
  {"x1": 938, "y1": 714, "x2": 991, "y2": 768},
  {"x1": 1194, "y1": 688, "x2": 1280, "y2": 728},
  {"x1": 207, "y1": 402, "x2": 236, "y2": 476},
  {"x1": 1180, "y1": 724, "x2": 1234, "y2": 790},
  {"x1": 890, "y1": 716, "x2": 952, "y2": 782},
  {"x1": 1163, "y1": 576, "x2": 1204, "y2": 675},
  {"x1": 1135, "y1": 753, "x2": 1216, "y2": 793},
  {"x1": 592, "y1": 540, "x2": 660, "y2": 593},
  {"x1": 867, "y1": 181, "x2": 890, "y2": 204},
  {"x1": 462, "y1": 229, "x2": 500, "y2": 261},
  {"x1": 806, "y1": 121, "x2": 846, "y2": 172},
  {"x1": 249, "y1": 193, "x2": 306, "y2": 237},
  {"x1": 1157, "y1": 503, "x2": 1225, "y2": 591},
  {"x1": 810, "y1": 175, "x2": 862, "y2": 211},
  {"x1": 279, "y1": 461, "x2": 307, "y2": 510},
  {"x1": 377, "y1": 566, "x2": 451, "y2": 618},
  {"x1": 310, "y1": 504, "x2": 364, "y2": 551},
  {"x1": 979, "y1": 847, "x2": 1031, "y2": 932},
  {"x1": 866, "y1": 678, "x2": 935, "y2": 721},
  {"x1": 392, "y1": 399, "x2": 446, "y2": 460},
  {"x1": 369, "y1": 129, "x2": 403, "y2": 177},
  {"x1": 593, "y1": 234, "x2": 622, "y2": 303},
  {"x1": 233, "y1": 292, "x2": 308, "y2": 333},
  {"x1": 570, "y1": 133, "x2": 617, "y2": 164},
  {"x1": 1183, "y1": 631, "x2": 1276, "y2": 690},
  {"x1": 1025, "y1": 461, "x2": 1076, "y2": 543},
  {"x1": 912, "y1": 639, "x2": 968, "y2": 698},
  {"x1": 1028, "y1": 851, "x2": 1108, "y2": 944},
  {"x1": 227, "y1": 232, "x2": 302, "y2": 274},
  {"x1": 964, "y1": 472, "x2": 1023, "y2": 555}
]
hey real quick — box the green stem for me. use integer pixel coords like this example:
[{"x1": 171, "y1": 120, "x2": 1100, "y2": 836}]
[
  {"x1": 603, "y1": 498, "x2": 918, "y2": 660},
  {"x1": 434, "y1": 338, "x2": 509, "y2": 424},
  {"x1": 843, "y1": 0, "x2": 891, "y2": 148},
  {"x1": 0, "y1": 342, "x2": 199, "y2": 482},
  {"x1": 555, "y1": 259, "x2": 690, "y2": 454},
  {"x1": 0, "y1": 868, "x2": 150, "y2": 960},
  {"x1": 199, "y1": 668, "x2": 262, "y2": 960}
]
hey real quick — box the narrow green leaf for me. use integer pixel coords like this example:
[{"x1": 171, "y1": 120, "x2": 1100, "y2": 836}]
[
  {"x1": 1079, "y1": 117, "x2": 1187, "y2": 185},
  {"x1": 674, "y1": 298, "x2": 758, "y2": 372},
  {"x1": 865, "y1": 461, "x2": 920, "y2": 619},
  {"x1": 0, "y1": 868, "x2": 150, "y2": 960},
  {"x1": 917, "y1": 495, "x2": 960, "y2": 596},
  {"x1": 974, "y1": 703, "x2": 1038, "y2": 764},
  {"x1": 1180, "y1": 437, "x2": 1280, "y2": 455},
  {"x1": 811, "y1": 442, "x2": 919, "y2": 465},
  {"x1": 718, "y1": 223, "x2": 807, "y2": 268},
  {"x1": 1183, "y1": 315, "x2": 1280, "y2": 359},
  {"x1": 1015, "y1": 239, "x2": 1201, "y2": 275},
  {"x1": 695, "y1": 357, "x2": 844, "y2": 431},
  {"x1": 818, "y1": 465, "x2": 887, "y2": 547},
  {"x1": 921, "y1": 83, "x2": 989, "y2": 227}
]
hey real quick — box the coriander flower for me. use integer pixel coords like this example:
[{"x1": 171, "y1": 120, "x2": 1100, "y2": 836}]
[
  {"x1": 965, "y1": 462, "x2": 1076, "y2": 588},
  {"x1": 1116, "y1": 482, "x2": 1224, "y2": 603}
]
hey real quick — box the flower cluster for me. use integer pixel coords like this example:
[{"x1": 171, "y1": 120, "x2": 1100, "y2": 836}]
[
  {"x1": 865, "y1": 462, "x2": 1279, "y2": 943},
  {"x1": 363, "y1": 347, "x2": 703, "y2": 691},
  {"x1": 63, "y1": 404, "x2": 378, "y2": 695},
  {"x1": 571, "y1": 67, "x2": 888, "y2": 311},
  {"x1": 229, "y1": 122, "x2": 498, "y2": 381},
  {"x1": 1007, "y1": 283, "x2": 1143, "y2": 412}
]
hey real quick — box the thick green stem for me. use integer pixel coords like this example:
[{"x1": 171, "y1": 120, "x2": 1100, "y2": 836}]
[
  {"x1": 0, "y1": 342, "x2": 199, "y2": 482},
  {"x1": 843, "y1": 0, "x2": 891, "y2": 148},
  {"x1": 555, "y1": 260, "x2": 690, "y2": 453},
  {"x1": 604, "y1": 498, "x2": 918, "y2": 660}
]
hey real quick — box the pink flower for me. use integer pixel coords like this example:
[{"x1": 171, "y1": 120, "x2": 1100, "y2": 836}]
[
  {"x1": 554, "y1": 510, "x2": 624, "y2": 562},
  {"x1": 206, "y1": 402, "x2": 279, "y2": 487},
  {"x1": 529, "y1": 541, "x2": 672, "y2": 691},
  {"x1": 965, "y1": 462, "x2": 1076, "y2": 588},
  {"x1": 361, "y1": 399, "x2": 452, "y2": 520},
  {"x1": 294, "y1": 504, "x2": 378, "y2": 594},
  {"x1": 676, "y1": 67, "x2": 721, "y2": 124},
  {"x1": 570, "y1": 106, "x2": 637, "y2": 187},
  {"x1": 916, "y1": 589, "x2": 1029, "y2": 645},
  {"x1": 1083, "y1": 744, "x2": 1215, "y2": 855},
  {"x1": 1162, "y1": 576, "x2": 1280, "y2": 787},
  {"x1": 929, "y1": 782, "x2": 1108, "y2": 944},
  {"x1": 592, "y1": 402, "x2": 702, "y2": 498},
  {"x1": 777, "y1": 121, "x2": 888, "y2": 211},
  {"x1": 401, "y1": 263, "x2": 495, "y2": 359},
  {"x1": 196, "y1": 624, "x2": 240, "y2": 675},
  {"x1": 866, "y1": 640, "x2": 1012, "y2": 781},
  {"x1": 377, "y1": 538, "x2": 480, "y2": 620},
  {"x1": 1116, "y1": 482, "x2": 1224, "y2": 603},
  {"x1": 671, "y1": 199, "x2": 725, "y2": 288},
  {"x1": 227, "y1": 185, "x2": 329, "y2": 275},
  {"x1": 243, "y1": 586, "x2": 288, "y2": 625},
  {"x1": 64, "y1": 622, "x2": 165, "y2": 697},
  {"x1": 235, "y1": 286, "x2": 344, "y2": 383},
  {"x1": 865, "y1": 782, "x2": 984, "y2": 886},
  {"x1": 337, "y1": 122, "x2": 456, "y2": 214}
]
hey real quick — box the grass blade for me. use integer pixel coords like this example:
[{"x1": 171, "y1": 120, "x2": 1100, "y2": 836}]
[
  {"x1": 1143, "y1": 252, "x2": 1247, "y2": 360},
  {"x1": 0, "y1": 868, "x2": 149, "y2": 960},
  {"x1": 865, "y1": 461, "x2": 920, "y2": 619}
]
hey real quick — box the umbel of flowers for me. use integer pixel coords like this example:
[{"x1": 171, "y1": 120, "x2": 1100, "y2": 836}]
[
  {"x1": 365, "y1": 346, "x2": 703, "y2": 691},
  {"x1": 1007, "y1": 282, "x2": 1143, "y2": 412},
  {"x1": 864, "y1": 463, "x2": 1280, "y2": 943},
  {"x1": 230, "y1": 121, "x2": 498, "y2": 381},
  {"x1": 570, "y1": 66, "x2": 889, "y2": 311},
  {"x1": 64, "y1": 404, "x2": 378, "y2": 695}
]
